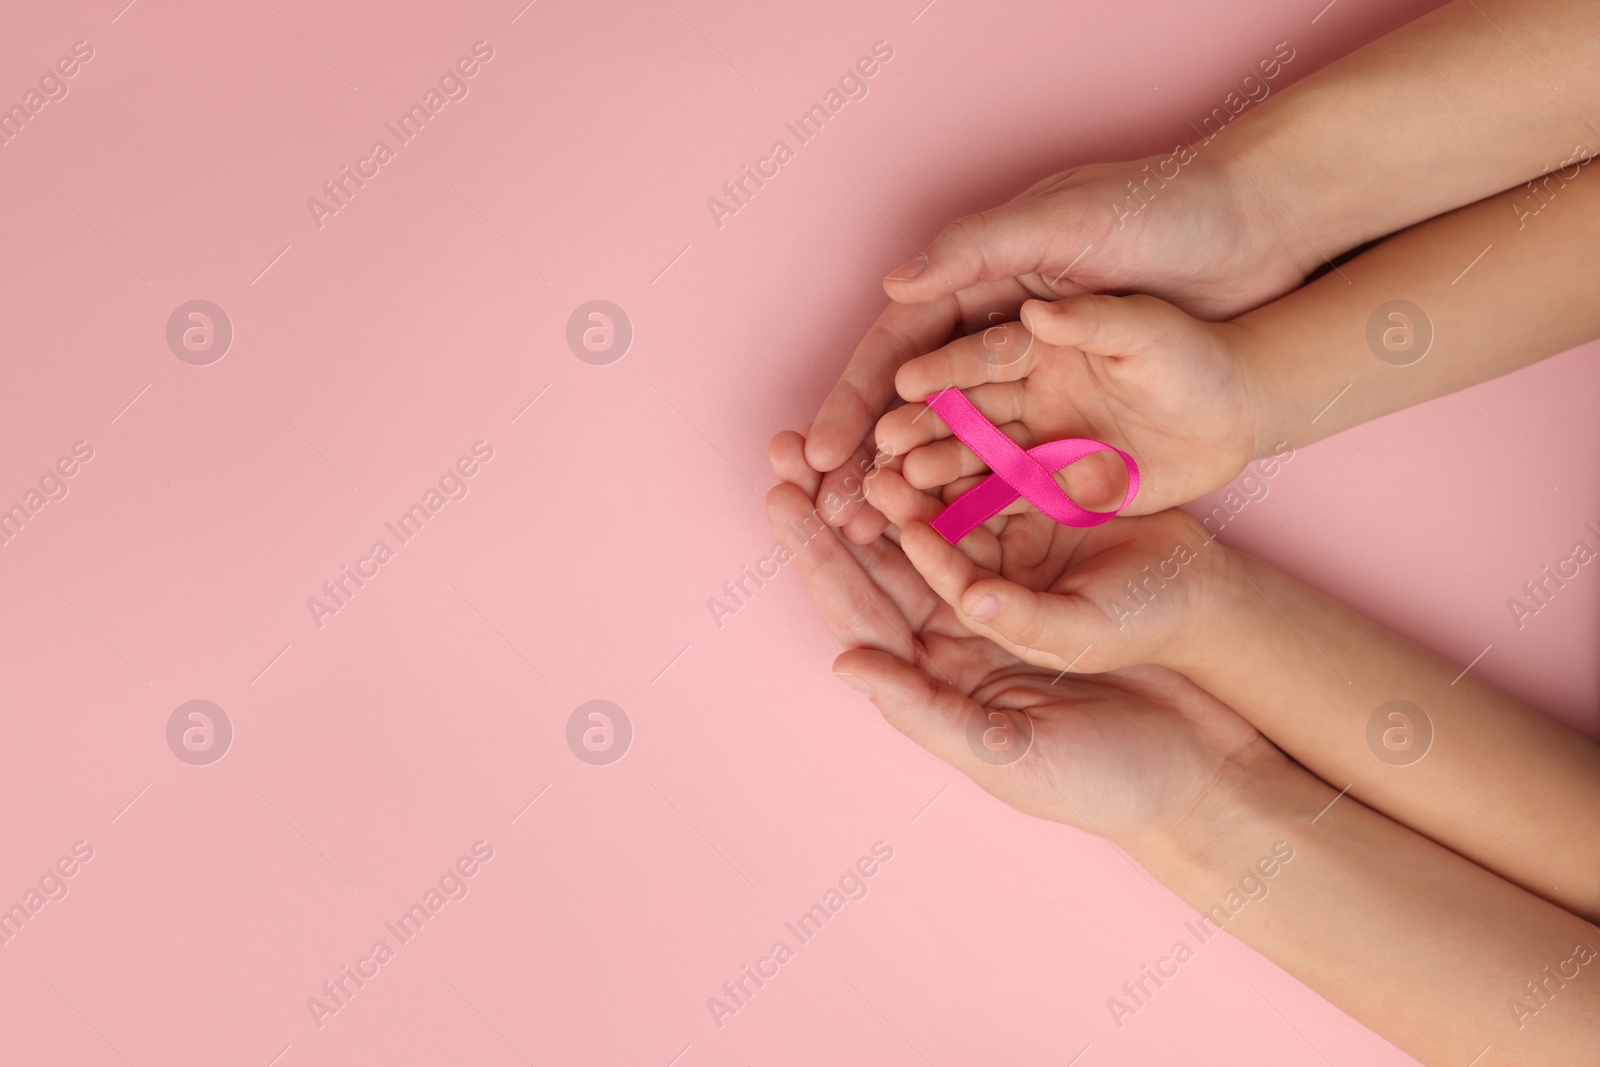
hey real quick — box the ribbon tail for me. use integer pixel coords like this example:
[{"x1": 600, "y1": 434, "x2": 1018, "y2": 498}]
[{"x1": 929, "y1": 473, "x2": 1020, "y2": 543}]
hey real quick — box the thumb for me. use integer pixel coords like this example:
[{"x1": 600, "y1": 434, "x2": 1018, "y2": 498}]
[
  {"x1": 1020, "y1": 293, "x2": 1184, "y2": 358},
  {"x1": 833, "y1": 648, "x2": 977, "y2": 766},
  {"x1": 883, "y1": 200, "x2": 1065, "y2": 303},
  {"x1": 959, "y1": 578, "x2": 1108, "y2": 672}
]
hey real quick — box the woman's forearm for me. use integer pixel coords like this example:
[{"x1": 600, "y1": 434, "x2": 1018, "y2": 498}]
[
  {"x1": 1122, "y1": 748, "x2": 1600, "y2": 1065},
  {"x1": 1215, "y1": 0, "x2": 1600, "y2": 271}
]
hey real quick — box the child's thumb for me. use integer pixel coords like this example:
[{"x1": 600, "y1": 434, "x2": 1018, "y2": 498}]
[
  {"x1": 1021, "y1": 293, "x2": 1180, "y2": 358},
  {"x1": 960, "y1": 579, "x2": 1102, "y2": 670}
]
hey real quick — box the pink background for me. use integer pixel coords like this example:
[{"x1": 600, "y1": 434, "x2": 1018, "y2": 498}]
[{"x1": 2, "y1": 0, "x2": 1593, "y2": 1064}]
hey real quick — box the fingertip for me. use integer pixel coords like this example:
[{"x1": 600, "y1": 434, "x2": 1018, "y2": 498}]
[
  {"x1": 891, "y1": 363, "x2": 910, "y2": 401},
  {"x1": 834, "y1": 648, "x2": 970, "y2": 758},
  {"x1": 871, "y1": 435, "x2": 896, "y2": 471},
  {"x1": 1019, "y1": 298, "x2": 1055, "y2": 331},
  {"x1": 892, "y1": 362, "x2": 933, "y2": 404},
  {"x1": 765, "y1": 480, "x2": 807, "y2": 522},
  {"x1": 882, "y1": 257, "x2": 946, "y2": 302},
  {"x1": 833, "y1": 648, "x2": 883, "y2": 682},
  {"x1": 810, "y1": 466, "x2": 856, "y2": 525},
  {"x1": 842, "y1": 502, "x2": 889, "y2": 544},
  {"x1": 803, "y1": 429, "x2": 845, "y2": 472},
  {"x1": 1017, "y1": 299, "x2": 1068, "y2": 331},
  {"x1": 832, "y1": 648, "x2": 922, "y2": 710},
  {"x1": 768, "y1": 428, "x2": 802, "y2": 467},
  {"x1": 770, "y1": 430, "x2": 824, "y2": 495},
  {"x1": 965, "y1": 591, "x2": 999, "y2": 620},
  {"x1": 1020, "y1": 297, "x2": 1077, "y2": 346},
  {"x1": 897, "y1": 520, "x2": 945, "y2": 568},
  {"x1": 899, "y1": 445, "x2": 939, "y2": 489},
  {"x1": 833, "y1": 668, "x2": 873, "y2": 695},
  {"x1": 883, "y1": 255, "x2": 929, "y2": 284},
  {"x1": 961, "y1": 577, "x2": 1018, "y2": 621}
]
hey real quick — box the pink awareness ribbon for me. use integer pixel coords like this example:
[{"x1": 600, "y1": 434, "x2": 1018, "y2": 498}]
[{"x1": 924, "y1": 387, "x2": 1140, "y2": 543}]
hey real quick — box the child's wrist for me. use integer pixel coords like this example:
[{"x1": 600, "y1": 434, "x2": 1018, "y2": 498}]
[
  {"x1": 1219, "y1": 315, "x2": 1309, "y2": 464},
  {"x1": 1154, "y1": 536, "x2": 1251, "y2": 675}
]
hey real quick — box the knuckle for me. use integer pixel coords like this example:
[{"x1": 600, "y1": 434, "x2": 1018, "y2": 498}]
[
  {"x1": 861, "y1": 322, "x2": 916, "y2": 362},
  {"x1": 941, "y1": 212, "x2": 988, "y2": 246}
]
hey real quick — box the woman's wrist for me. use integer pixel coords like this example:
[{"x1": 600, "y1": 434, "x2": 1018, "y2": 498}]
[
  {"x1": 1117, "y1": 739, "x2": 1327, "y2": 906},
  {"x1": 1206, "y1": 125, "x2": 1333, "y2": 285}
]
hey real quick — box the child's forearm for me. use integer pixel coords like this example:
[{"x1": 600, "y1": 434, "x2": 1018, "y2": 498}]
[
  {"x1": 1123, "y1": 747, "x2": 1600, "y2": 1066},
  {"x1": 1217, "y1": 0, "x2": 1600, "y2": 270},
  {"x1": 1230, "y1": 167, "x2": 1600, "y2": 453},
  {"x1": 1166, "y1": 547, "x2": 1600, "y2": 921}
]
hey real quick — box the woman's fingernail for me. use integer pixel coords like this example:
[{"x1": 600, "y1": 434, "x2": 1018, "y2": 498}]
[
  {"x1": 886, "y1": 256, "x2": 928, "y2": 282},
  {"x1": 968, "y1": 594, "x2": 999, "y2": 620},
  {"x1": 834, "y1": 672, "x2": 872, "y2": 695}
]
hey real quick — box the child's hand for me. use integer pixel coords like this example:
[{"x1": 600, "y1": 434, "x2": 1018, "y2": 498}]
[
  {"x1": 875, "y1": 292, "x2": 1270, "y2": 517},
  {"x1": 768, "y1": 430, "x2": 1267, "y2": 841},
  {"x1": 863, "y1": 453, "x2": 1240, "y2": 677}
]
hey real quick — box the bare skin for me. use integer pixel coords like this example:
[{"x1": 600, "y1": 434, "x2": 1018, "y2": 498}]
[
  {"x1": 779, "y1": 4, "x2": 1600, "y2": 1060},
  {"x1": 769, "y1": 432, "x2": 1600, "y2": 1066},
  {"x1": 875, "y1": 167, "x2": 1600, "y2": 518},
  {"x1": 849, "y1": 145, "x2": 1600, "y2": 925},
  {"x1": 808, "y1": 0, "x2": 1600, "y2": 539}
]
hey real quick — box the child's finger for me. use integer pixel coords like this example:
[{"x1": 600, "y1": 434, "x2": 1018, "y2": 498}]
[
  {"x1": 862, "y1": 465, "x2": 947, "y2": 529},
  {"x1": 874, "y1": 382, "x2": 1028, "y2": 456},
  {"x1": 866, "y1": 471, "x2": 1002, "y2": 570},
  {"x1": 770, "y1": 431, "x2": 900, "y2": 545},
  {"x1": 902, "y1": 423, "x2": 1035, "y2": 489},
  {"x1": 898, "y1": 520, "x2": 1000, "y2": 617},
  {"x1": 900, "y1": 521, "x2": 1105, "y2": 672},
  {"x1": 945, "y1": 448, "x2": 1128, "y2": 515},
  {"x1": 893, "y1": 321, "x2": 1049, "y2": 402},
  {"x1": 893, "y1": 423, "x2": 1129, "y2": 517},
  {"x1": 959, "y1": 576, "x2": 1110, "y2": 673},
  {"x1": 1020, "y1": 293, "x2": 1180, "y2": 358},
  {"x1": 840, "y1": 501, "x2": 890, "y2": 545}
]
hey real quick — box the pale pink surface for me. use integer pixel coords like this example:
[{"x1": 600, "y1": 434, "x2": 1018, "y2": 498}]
[{"x1": 0, "y1": 0, "x2": 1586, "y2": 1064}]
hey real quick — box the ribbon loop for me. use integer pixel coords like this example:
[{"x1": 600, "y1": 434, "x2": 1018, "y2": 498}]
[{"x1": 924, "y1": 387, "x2": 1140, "y2": 543}]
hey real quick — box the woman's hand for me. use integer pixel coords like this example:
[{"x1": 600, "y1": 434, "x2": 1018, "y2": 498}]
[
  {"x1": 804, "y1": 153, "x2": 1303, "y2": 542},
  {"x1": 774, "y1": 431, "x2": 1600, "y2": 1067},
  {"x1": 876, "y1": 157, "x2": 1305, "y2": 321},
  {"x1": 769, "y1": 429, "x2": 1266, "y2": 842}
]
